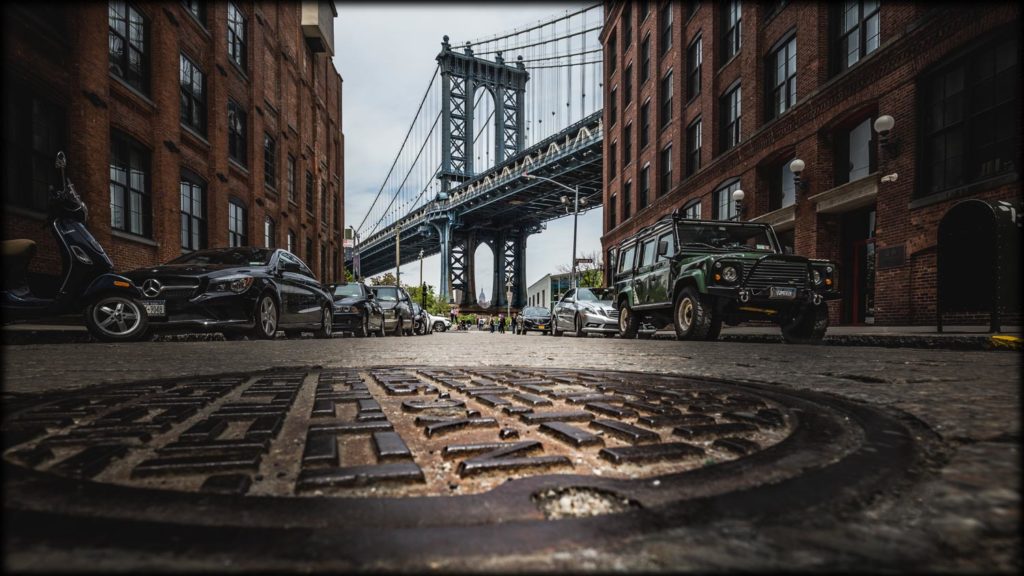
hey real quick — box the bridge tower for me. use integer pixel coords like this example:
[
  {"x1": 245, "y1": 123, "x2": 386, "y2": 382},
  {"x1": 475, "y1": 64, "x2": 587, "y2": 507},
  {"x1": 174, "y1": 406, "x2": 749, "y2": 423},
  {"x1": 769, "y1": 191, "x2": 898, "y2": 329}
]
[{"x1": 432, "y1": 36, "x2": 530, "y2": 309}]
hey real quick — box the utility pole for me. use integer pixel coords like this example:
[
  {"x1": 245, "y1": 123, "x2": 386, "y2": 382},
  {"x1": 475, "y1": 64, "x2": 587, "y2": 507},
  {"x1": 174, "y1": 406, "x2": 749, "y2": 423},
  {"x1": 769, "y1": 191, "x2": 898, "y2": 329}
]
[
  {"x1": 395, "y1": 221, "x2": 401, "y2": 287},
  {"x1": 419, "y1": 248, "x2": 426, "y2": 309}
]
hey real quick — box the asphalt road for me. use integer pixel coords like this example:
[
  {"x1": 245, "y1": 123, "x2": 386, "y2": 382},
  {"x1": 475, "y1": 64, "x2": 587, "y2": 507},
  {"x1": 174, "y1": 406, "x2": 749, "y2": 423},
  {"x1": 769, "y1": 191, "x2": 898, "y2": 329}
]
[{"x1": 2, "y1": 331, "x2": 1020, "y2": 572}]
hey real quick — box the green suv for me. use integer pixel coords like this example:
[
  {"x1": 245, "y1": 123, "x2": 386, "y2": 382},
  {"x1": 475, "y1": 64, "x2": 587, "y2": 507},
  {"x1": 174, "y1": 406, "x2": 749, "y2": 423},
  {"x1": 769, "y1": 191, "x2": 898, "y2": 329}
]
[{"x1": 610, "y1": 214, "x2": 840, "y2": 343}]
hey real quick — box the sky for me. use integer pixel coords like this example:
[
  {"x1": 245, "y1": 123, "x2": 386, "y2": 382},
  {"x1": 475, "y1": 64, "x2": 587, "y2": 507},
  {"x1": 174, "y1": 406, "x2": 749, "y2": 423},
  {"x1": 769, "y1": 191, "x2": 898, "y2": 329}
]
[{"x1": 333, "y1": 3, "x2": 603, "y2": 299}]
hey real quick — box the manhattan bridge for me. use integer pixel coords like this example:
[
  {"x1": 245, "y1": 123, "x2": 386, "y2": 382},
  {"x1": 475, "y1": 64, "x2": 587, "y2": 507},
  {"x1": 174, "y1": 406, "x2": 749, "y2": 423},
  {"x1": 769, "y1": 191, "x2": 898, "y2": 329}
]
[{"x1": 354, "y1": 4, "x2": 605, "y2": 311}]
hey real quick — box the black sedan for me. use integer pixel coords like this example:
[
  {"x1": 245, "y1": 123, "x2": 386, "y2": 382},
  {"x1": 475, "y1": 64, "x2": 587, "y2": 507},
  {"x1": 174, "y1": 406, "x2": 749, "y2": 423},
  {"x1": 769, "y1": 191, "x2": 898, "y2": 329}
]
[
  {"x1": 516, "y1": 306, "x2": 553, "y2": 335},
  {"x1": 125, "y1": 248, "x2": 333, "y2": 340},
  {"x1": 328, "y1": 282, "x2": 384, "y2": 337},
  {"x1": 370, "y1": 285, "x2": 414, "y2": 336}
]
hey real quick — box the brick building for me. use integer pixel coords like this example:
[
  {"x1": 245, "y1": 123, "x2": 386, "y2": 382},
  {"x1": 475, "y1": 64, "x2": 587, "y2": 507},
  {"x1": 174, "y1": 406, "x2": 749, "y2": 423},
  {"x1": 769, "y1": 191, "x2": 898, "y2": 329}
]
[
  {"x1": 600, "y1": 1, "x2": 1020, "y2": 325},
  {"x1": 2, "y1": 1, "x2": 346, "y2": 283}
]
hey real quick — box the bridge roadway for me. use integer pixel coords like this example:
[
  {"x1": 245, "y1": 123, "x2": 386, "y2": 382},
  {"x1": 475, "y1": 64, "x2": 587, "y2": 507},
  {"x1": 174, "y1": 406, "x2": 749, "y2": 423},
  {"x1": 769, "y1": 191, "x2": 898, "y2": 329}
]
[{"x1": 357, "y1": 111, "x2": 603, "y2": 310}]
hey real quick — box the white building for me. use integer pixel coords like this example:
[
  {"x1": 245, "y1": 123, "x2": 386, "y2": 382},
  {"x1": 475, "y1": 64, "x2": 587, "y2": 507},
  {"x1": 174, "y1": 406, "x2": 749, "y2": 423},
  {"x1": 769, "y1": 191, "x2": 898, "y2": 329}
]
[{"x1": 526, "y1": 272, "x2": 573, "y2": 309}]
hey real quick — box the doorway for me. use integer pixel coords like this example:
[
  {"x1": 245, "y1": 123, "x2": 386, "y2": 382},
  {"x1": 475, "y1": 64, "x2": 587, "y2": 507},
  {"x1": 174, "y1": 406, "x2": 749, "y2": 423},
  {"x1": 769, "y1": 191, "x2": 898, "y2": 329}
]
[{"x1": 841, "y1": 207, "x2": 876, "y2": 325}]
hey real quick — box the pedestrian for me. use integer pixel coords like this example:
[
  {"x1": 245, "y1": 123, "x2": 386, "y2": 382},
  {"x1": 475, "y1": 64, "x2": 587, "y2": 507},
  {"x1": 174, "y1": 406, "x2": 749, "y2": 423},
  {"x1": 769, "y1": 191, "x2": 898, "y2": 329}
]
[
  {"x1": 489, "y1": 318, "x2": 495, "y2": 333},
  {"x1": 498, "y1": 314, "x2": 506, "y2": 334},
  {"x1": 510, "y1": 312, "x2": 518, "y2": 334}
]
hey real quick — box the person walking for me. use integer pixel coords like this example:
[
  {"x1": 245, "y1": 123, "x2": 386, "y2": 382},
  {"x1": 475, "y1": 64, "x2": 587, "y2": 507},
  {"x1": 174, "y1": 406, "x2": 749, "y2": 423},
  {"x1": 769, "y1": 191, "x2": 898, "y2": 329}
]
[
  {"x1": 498, "y1": 314, "x2": 506, "y2": 334},
  {"x1": 489, "y1": 317, "x2": 495, "y2": 333},
  {"x1": 510, "y1": 312, "x2": 519, "y2": 334}
]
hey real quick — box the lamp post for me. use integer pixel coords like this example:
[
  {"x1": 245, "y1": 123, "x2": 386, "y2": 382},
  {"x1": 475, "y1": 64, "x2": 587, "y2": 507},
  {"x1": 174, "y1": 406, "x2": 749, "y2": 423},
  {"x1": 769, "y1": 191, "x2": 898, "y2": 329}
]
[
  {"x1": 506, "y1": 279, "x2": 512, "y2": 332},
  {"x1": 522, "y1": 172, "x2": 587, "y2": 289},
  {"x1": 395, "y1": 221, "x2": 401, "y2": 287},
  {"x1": 731, "y1": 189, "x2": 745, "y2": 221},
  {"x1": 419, "y1": 248, "x2": 426, "y2": 309}
]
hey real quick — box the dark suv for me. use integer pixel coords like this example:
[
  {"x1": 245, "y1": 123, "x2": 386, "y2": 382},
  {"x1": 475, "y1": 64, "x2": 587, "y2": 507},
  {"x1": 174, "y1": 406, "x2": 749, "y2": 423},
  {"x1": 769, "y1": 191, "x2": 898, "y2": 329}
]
[{"x1": 611, "y1": 215, "x2": 840, "y2": 343}]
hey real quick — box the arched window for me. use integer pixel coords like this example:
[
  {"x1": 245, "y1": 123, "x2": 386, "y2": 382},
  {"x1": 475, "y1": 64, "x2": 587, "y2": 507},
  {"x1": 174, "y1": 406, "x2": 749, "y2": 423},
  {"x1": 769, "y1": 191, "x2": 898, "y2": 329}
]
[{"x1": 713, "y1": 179, "x2": 741, "y2": 220}]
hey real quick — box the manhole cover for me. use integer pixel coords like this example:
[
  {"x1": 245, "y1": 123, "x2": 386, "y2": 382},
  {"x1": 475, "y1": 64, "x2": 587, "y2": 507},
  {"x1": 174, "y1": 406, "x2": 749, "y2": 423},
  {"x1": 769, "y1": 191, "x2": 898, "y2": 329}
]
[{"x1": 3, "y1": 367, "x2": 927, "y2": 568}]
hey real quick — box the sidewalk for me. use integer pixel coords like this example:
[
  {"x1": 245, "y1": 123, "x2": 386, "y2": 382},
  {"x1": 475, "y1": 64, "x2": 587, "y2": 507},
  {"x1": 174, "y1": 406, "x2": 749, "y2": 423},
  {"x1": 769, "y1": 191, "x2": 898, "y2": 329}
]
[{"x1": 2, "y1": 321, "x2": 1020, "y2": 350}]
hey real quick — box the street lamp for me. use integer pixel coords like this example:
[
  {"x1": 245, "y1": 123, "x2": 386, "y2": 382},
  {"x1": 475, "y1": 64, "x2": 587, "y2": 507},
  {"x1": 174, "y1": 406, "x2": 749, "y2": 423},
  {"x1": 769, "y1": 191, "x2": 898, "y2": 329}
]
[
  {"x1": 506, "y1": 279, "x2": 512, "y2": 331},
  {"x1": 731, "y1": 189, "x2": 745, "y2": 221},
  {"x1": 522, "y1": 172, "x2": 587, "y2": 289},
  {"x1": 419, "y1": 248, "x2": 426, "y2": 309}
]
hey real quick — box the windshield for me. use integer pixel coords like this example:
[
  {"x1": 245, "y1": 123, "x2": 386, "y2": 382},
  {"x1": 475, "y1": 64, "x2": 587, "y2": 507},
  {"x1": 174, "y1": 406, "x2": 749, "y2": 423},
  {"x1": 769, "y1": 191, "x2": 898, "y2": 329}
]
[
  {"x1": 332, "y1": 284, "x2": 362, "y2": 298},
  {"x1": 676, "y1": 223, "x2": 778, "y2": 253},
  {"x1": 373, "y1": 287, "x2": 398, "y2": 302},
  {"x1": 523, "y1": 307, "x2": 549, "y2": 316},
  {"x1": 576, "y1": 288, "x2": 615, "y2": 302},
  {"x1": 169, "y1": 248, "x2": 273, "y2": 266}
]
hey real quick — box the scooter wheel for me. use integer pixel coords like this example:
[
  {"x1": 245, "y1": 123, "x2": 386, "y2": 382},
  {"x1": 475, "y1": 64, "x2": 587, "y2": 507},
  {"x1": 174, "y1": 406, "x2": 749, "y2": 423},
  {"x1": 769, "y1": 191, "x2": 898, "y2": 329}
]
[{"x1": 85, "y1": 295, "x2": 149, "y2": 342}]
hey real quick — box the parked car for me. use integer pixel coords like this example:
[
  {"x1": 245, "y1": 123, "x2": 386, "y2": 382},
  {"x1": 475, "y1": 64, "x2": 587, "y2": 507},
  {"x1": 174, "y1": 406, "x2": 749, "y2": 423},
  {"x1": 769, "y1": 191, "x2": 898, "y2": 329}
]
[
  {"x1": 610, "y1": 215, "x2": 840, "y2": 343},
  {"x1": 426, "y1": 311, "x2": 451, "y2": 332},
  {"x1": 551, "y1": 288, "x2": 619, "y2": 337},
  {"x1": 124, "y1": 247, "x2": 333, "y2": 340},
  {"x1": 411, "y1": 302, "x2": 432, "y2": 335},
  {"x1": 327, "y1": 281, "x2": 385, "y2": 337},
  {"x1": 516, "y1": 306, "x2": 552, "y2": 335},
  {"x1": 370, "y1": 285, "x2": 414, "y2": 336}
]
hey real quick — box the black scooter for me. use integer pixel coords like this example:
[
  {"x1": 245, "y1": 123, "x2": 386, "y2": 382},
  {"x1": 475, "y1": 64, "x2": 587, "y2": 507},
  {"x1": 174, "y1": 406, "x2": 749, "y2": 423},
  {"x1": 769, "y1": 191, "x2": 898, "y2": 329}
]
[{"x1": 2, "y1": 152, "x2": 149, "y2": 342}]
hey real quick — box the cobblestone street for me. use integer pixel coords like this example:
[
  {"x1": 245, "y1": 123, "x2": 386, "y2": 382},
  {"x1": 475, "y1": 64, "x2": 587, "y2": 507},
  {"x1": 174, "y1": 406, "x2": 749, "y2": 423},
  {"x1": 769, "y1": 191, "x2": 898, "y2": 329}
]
[{"x1": 2, "y1": 332, "x2": 1020, "y2": 572}]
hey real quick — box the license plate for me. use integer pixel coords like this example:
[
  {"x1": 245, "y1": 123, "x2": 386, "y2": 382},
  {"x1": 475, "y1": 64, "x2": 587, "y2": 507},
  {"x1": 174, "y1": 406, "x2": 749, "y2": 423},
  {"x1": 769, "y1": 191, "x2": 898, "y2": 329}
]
[
  {"x1": 142, "y1": 300, "x2": 165, "y2": 317},
  {"x1": 769, "y1": 287, "x2": 797, "y2": 300},
  {"x1": 537, "y1": 324, "x2": 546, "y2": 330}
]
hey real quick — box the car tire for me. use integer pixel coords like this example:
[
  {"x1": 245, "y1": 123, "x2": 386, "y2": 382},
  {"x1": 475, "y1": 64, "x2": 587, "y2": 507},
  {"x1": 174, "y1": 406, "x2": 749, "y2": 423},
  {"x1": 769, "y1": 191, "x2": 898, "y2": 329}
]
[
  {"x1": 392, "y1": 317, "x2": 404, "y2": 337},
  {"x1": 673, "y1": 287, "x2": 713, "y2": 341},
  {"x1": 575, "y1": 314, "x2": 585, "y2": 337},
  {"x1": 84, "y1": 295, "x2": 149, "y2": 342},
  {"x1": 355, "y1": 312, "x2": 369, "y2": 338},
  {"x1": 376, "y1": 314, "x2": 386, "y2": 337},
  {"x1": 781, "y1": 303, "x2": 829, "y2": 344},
  {"x1": 251, "y1": 293, "x2": 279, "y2": 340},
  {"x1": 433, "y1": 321, "x2": 445, "y2": 332},
  {"x1": 314, "y1": 306, "x2": 333, "y2": 339},
  {"x1": 618, "y1": 301, "x2": 640, "y2": 339},
  {"x1": 553, "y1": 319, "x2": 563, "y2": 337}
]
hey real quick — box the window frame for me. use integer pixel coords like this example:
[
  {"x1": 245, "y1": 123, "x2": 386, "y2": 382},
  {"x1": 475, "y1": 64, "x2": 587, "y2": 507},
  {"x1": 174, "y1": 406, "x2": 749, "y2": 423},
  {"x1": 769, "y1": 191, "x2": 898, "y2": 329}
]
[
  {"x1": 721, "y1": 0, "x2": 742, "y2": 63},
  {"x1": 180, "y1": 170, "x2": 206, "y2": 251},
  {"x1": 641, "y1": 33, "x2": 651, "y2": 84},
  {"x1": 765, "y1": 34, "x2": 797, "y2": 121},
  {"x1": 712, "y1": 178, "x2": 741, "y2": 220},
  {"x1": 109, "y1": 130, "x2": 152, "y2": 237},
  {"x1": 228, "y1": 99, "x2": 247, "y2": 166},
  {"x1": 227, "y1": 1, "x2": 248, "y2": 72},
  {"x1": 179, "y1": 52, "x2": 206, "y2": 135},
  {"x1": 264, "y1": 215, "x2": 276, "y2": 249},
  {"x1": 639, "y1": 162, "x2": 650, "y2": 209},
  {"x1": 686, "y1": 35, "x2": 702, "y2": 101},
  {"x1": 660, "y1": 69, "x2": 674, "y2": 128},
  {"x1": 640, "y1": 99, "x2": 651, "y2": 149},
  {"x1": 263, "y1": 132, "x2": 277, "y2": 190},
  {"x1": 832, "y1": 0, "x2": 880, "y2": 75},
  {"x1": 287, "y1": 155, "x2": 297, "y2": 203},
  {"x1": 108, "y1": 1, "x2": 149, "y2": 93},
  {"x1": 228, "y1": 198, "x2": 247, "y2": 247},
  {"x1": 660, "y1": 144, "x2": 673, "y2": 197},
  {"x1": 720, "y1": 82, "x2": 742, "y2": 153},
  {"x1": 686, "y1": 117, "x2": 702, "y2": 176},
  {"x1": 660, "y1": 2, "x2": 673, "y2": 56},
  {"x1": 4, "y1": 92, "x2": 66, "y2": 213},
  {"x1": 305, "y1": 171, "x2": 314, "y2": 214}
]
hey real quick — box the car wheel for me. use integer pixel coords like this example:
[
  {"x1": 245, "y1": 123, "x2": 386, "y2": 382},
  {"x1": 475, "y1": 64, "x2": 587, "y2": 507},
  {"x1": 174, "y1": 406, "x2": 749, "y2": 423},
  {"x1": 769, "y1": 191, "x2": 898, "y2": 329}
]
[
  {"x1": 575, "y1": 313, "x2": 585, "y2": 337},
  {"x1": 85, "y1": 295, "x2": 149, "y2": 342},
  {"x1": 251, "y1": 293, "x2": 279, "y2": 340},
  {"x1": 376, "y1": 314, "x2": 387, "y2": 337},
  {"x1": 618, "y1": 301, "x2": 640, "y2": 339},
  {"x1": 392, "y1": 317, "x2": 404, "y2": 337},
  {"x1": 552, "y1": 318, "x2": 563, "y2": 337},
  {"x1": 433, "y1": 321, "x2": 444, "y2": 332},
  {"x1": 315, "y1": 306, "x2": 333, "y2": 339},
  {"x1": 781, "y1": 303, "x2": 829, "y2": 344},
  {"x1": 673, "y1": 287, "x2": 713, "y2": 341},
  {"x1": 354, "y1": 311, "x2": 369, "y2": 338}
]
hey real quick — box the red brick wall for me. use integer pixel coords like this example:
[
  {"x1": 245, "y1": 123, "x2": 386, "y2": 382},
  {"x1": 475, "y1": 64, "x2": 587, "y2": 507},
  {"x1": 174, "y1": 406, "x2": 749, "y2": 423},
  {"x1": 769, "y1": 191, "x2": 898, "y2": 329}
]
[
  {"x1": 2, "y1": 2, "x2": 345, "y2": 282},
  {"x1": 600, "y1": 1, "x2": 1022, "y2": 325}
]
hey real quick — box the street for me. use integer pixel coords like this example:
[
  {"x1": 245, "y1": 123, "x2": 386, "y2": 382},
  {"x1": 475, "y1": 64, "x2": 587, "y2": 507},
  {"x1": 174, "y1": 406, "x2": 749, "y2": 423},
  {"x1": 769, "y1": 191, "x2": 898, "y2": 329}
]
[{"x1": 2, "y1": 332, "x2": 1019, "y2": 572}]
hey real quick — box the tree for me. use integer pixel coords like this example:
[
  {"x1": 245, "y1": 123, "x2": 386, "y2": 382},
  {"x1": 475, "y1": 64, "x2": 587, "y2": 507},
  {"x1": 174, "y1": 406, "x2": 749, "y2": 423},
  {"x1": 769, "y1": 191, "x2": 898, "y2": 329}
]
[
  {"x1": 405, "y1": 283, "x2": 451, "y2": 316},
  {"x1": 343, "y1": 268, "x2": 355, "y2": 283},
  {"x1": 368, "y1": 272, "x2": 397, "y2": 286},
  {"x1": 557, "y1": 250, "x2": 604, "y2": 287}
]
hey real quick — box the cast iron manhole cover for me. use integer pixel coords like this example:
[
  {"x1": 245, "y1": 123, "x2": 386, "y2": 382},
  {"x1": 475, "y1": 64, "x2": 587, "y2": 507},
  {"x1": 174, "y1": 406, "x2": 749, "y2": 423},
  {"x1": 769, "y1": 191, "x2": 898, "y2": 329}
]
[{"x1": 3, "y1": 367, "x2": 927, "y2": 568}]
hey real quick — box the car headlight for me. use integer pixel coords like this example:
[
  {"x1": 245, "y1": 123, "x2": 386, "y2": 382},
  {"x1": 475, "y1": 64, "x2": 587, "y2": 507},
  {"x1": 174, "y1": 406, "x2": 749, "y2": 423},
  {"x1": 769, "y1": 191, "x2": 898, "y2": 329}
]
[
  {"x1": 211, "y1": 275, "x2": 254, "y2": 293},
  {"x1": 812, "y1": 270, "x2": 822, "y2": 284},
  {"x1": 722, "y1": 266, "x2": 739, "y2": 283}
]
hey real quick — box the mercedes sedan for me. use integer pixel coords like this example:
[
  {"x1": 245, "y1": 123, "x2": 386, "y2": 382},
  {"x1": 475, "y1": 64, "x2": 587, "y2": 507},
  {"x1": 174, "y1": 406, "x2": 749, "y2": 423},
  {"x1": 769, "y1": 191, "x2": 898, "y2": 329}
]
[
  {"x1": 551, "y1": 287, "x2": 619, "y2": 337},
  {"x1": 516, "y1": 306, "x2": 552, "y2": 335},
  {"x1": 328, "y1": 281, "x2": 384, "y2": 337},
  {"x1": 125, "y1": 248, "x2": 334, "y2": 340}
]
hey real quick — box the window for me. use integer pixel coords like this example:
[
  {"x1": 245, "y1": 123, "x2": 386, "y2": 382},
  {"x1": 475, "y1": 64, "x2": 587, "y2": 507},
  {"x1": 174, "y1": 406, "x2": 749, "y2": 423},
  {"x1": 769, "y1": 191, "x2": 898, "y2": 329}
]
[
  {"x1": 920, "y1": 33, "x2": 1019, "y2": 197},
  {"x1": 623, "y1": 6, "x2": 632, "y2": 50},
  {"x1": 623, "y1": 180, "x2": 632, "y2": 219},
  {"x1": 834, "y1": 0, "x2": 879, "y2": 74},
  {"x1": 320, "y1": 182, "x2": 328, "y2": 225},
  {"x1": 766, "y1": 36, "x2": 797, "y2": 120},
  {"x1": 624, "y1": 64, "x2": 633, "y2": 105},
  {"x1": 287, "y1": 229, "x2": 296, "y2": 254},
  {"x1": 609, "y1": 192, "x2": 618, "y2": 227},
  {"x1": 608, "y1": 33, "x2": 617, "y2": 73},
  {"x1": 660, "y1": 70, "x2": 673, "y2": 127},
  {"x1": 722, "y1": 0, "x2": 742, "y2": 62},
  {"x1": 639, "y1": 164, "x2": 650, "y2": 209},
  {"x1": 334, "y1": 193, "x2": 339, "y2": 227},
  {"x1": 610, "y1": 86, "x2": 618, "y2": 126},
  {"x1": 641, "y1": 35, "x2": 651, "y2": 84},
  {"x1": 287, "y1": 155, "x2": 296, "y2": 203},
  {"x1": 640, "y1": 101, "x2": 650, "y2": 149},
  {"x1": 182, "y1": 0, "x2": 204, "y2": 24},
  {"x1": 108, "y1": 1, "x2": 148, "y2": 93},
  {"x1": 657, "y1": 232, "x2": 675, "y2": 262},
  {"x1": 835, "y1": 117, "x2": 874, "y2": 185},
  {"x1": 320, "y1": 243, "x2": 327, "y2": 280},
  {"x1": 713, "y1": 179, "x2": 741, "y2": 220},
  {"x1": 609, "y1": 141, "x2": 617, "y2": 178},
  {"x1": 767, "y1": 0, "x2": 789, "y2": 20},
  {"x1": 306, "y1": 238, "x2": 313, "y2": 264},
  {"x1": 264, "y1": 133, "x2": 277, "y2": 189},
  {"x1": 639, "y1": 238, "x2": 657, "y2": 267},
  {"x1": 228, "y1": 99, "x2": 247, "y2": 165},
  {"x1": 179, "y1": 53, "x2": 206, "y2": 135},
  {"x1": 228, "y1": 199, "x2": 247, "y2": 247},
  {"x1": 305, "y1": 171, "x2": 314, "y2": 213},
  {"x1": 618, "y1": 245, "x2": 636, "y2": 273},
  {"x1": 686, "y1": 36, "x2": 702, "y2": 101},
  {"x1": 624, "y1": 124, "x2": 633, "y2": 165},
  {"x1": 109, "y1": 131, "x2": 151, "y2": 237},
  {"x1": 180, "y1": 172, "x2": 206, "y2": 250},
  {"x1": 770, "y1": 159, "x2": 796, "y2": 210},
  {"x1": 264, "y1": 216, "x2": 275, "y2": 248},
  {"x1": 686, "y1": 0, "x2": 700, "y2": 21},
  {"x1": 227, "y1": 2, "x2": 247, "y2": 70},
  {"x1": 682, "y1": 199, "x2": 701, "y2": 218},
  {"x1": 686, "y1": 118, "x2": 702, "y2": 175},
  {"x1": 640, "y1": 0, "x2": 650, "y2": 20},
  {"x1": 660, "y1": 3, "x2": 673, "y2": 55},
  {"x1": 3, "y1": 93, "x2": 65, "y2": 213},
  {"x1": 720, "y1": 83, "x2": 741, "y2": 152},
  {"x1": 660, "y1": 145, "x2": 673, "y2": 196}
]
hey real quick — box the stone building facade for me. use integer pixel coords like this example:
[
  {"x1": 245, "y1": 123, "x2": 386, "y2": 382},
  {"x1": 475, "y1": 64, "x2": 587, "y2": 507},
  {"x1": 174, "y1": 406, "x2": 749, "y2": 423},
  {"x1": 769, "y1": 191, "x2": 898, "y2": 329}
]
[
  {"x1": 3, "y1": 1, "x2": 345, "y2": 282},
  {"x1": 600, "y1": 1, "x2": 1020, "y2": 325}
]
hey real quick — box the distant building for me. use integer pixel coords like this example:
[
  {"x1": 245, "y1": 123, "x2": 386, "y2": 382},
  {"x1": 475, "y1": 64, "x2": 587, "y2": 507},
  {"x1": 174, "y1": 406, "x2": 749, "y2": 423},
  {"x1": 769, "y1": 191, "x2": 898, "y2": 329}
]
[
  {"x1": 526, "y1": 273, "x2": 573, "y2": 309},
  {"x1": 477, "y1": 289, "x2": 489, "y2": 308}
]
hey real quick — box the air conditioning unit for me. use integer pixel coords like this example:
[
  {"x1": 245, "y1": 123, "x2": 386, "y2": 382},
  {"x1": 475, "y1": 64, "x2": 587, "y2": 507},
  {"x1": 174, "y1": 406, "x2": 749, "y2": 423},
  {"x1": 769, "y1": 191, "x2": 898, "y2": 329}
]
[{"x1": 302, "y1": 0, "x2": 337, "y2": 56}]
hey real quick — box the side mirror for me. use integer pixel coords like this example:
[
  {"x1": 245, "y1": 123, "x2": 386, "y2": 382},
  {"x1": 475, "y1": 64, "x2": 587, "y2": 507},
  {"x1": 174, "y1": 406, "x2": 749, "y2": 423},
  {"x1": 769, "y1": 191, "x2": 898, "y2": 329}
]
[{"x1": 657, "y1": 239, "x2": 669, "y2": 257}]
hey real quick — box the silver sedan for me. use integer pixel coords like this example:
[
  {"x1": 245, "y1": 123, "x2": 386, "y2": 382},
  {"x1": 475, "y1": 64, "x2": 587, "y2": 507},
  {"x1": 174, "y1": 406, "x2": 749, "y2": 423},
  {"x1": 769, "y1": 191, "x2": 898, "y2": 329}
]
[{"x1": 551, "y1": 287, "x2": 619, "y2": 337}]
